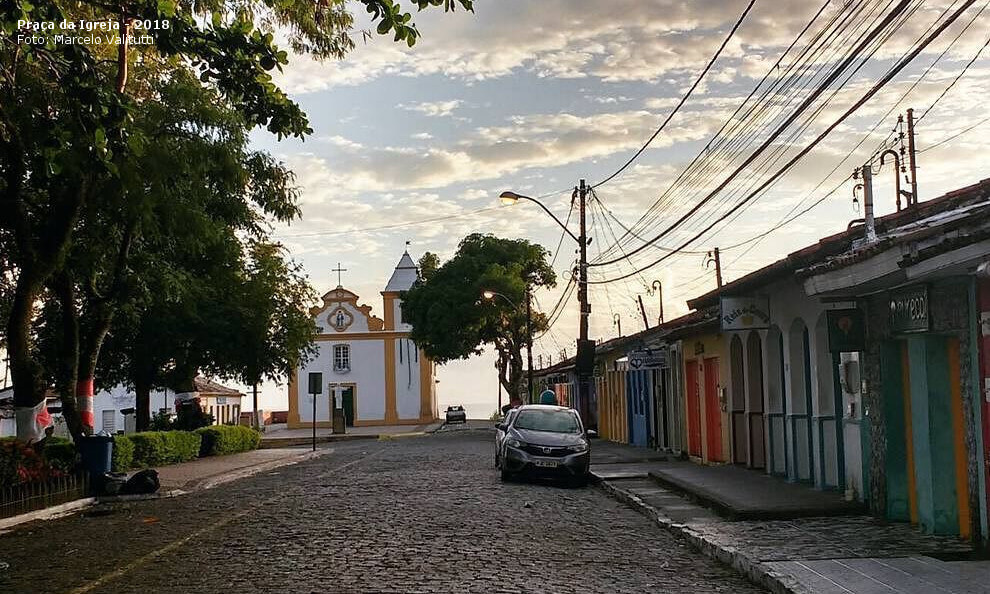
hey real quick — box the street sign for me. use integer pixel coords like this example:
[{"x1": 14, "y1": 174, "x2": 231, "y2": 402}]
[
  {"x1": 720, "y1": 295, "x2": 771, "y2": 331},
  {"x1": 308, "y1": 372, "x2": 323, "y2": 395},
  {"x1": 826, "y1": 309, "x2": 865, "y2": 352},
  {"x1": 889, "y1": 285, "x2": 929, "y2": 333},
  {"x1": 627, "y1": 348, "x2": 666, "y2": 370}
]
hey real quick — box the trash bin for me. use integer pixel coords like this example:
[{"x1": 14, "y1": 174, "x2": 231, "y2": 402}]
[{"x1": 78, "y1": 434, "x2": 114, "y2": 487}]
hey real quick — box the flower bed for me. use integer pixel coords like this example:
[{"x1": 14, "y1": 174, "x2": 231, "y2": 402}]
[{"x1": 0, "y1": 438, "x2": 86, "y2": 520}]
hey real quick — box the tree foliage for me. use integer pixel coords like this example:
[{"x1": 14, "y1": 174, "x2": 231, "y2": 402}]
[
  {"x1": 402, "y1": 234, "x2": 556, "y2": 399},
  {"x1": 1, "y1": 0, "x2": 472, "y2": 438}
]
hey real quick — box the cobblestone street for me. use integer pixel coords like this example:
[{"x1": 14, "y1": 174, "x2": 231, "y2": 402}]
[{"x1": 0, "y1": 429, "x2": 763, "y2": 593}]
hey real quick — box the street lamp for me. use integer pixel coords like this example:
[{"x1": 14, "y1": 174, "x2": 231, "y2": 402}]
[
  {"x1": 497, "y1": 183, "x2": 595, "y2": 428},
  {"x1": 481, "y1": 289, "x2": 534, "y2": 401}
]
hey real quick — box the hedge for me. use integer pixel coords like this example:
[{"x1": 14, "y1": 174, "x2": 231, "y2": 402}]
[
  {"x1": 112, "y1": 435, "x2": 135, "y2": 472},
  {"x1": 196, "y1": 425, "x2": 261, "y2": 457},
  {"x1": 128, "y1": 431, "x2": 202, "y2": 468},
  {"x1": 42, "y1": 437, "x2": 77, "y2": 472}
]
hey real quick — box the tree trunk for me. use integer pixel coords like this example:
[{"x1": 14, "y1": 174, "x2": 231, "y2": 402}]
[
  {"x1": 8, "y1": 270, "x2": 45, "y2": 440},
  {"x1": 134, "y1": 377, "x2": 151, "y2": 432},
  {"x1": 53, "y1": 272, "x2": 83, "y2": 442}
]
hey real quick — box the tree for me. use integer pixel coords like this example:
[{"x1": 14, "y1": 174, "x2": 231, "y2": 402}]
[
  {"x1": 210, "y1": 241, "x2": 318, "y2": 428},
  {"x1": 402, "y1": 234, "x2": 556, "y2": 399},
  {"x1": 1, "y1": 0, "x2": 473, "y2": 439}
]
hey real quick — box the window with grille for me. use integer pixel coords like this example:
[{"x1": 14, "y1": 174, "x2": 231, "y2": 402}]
[
  {"x1": 333, "y1": 344, "x2": 351, "y2": 372},
  {"x1": 102, "y1": 410, "x2": 116, "y2": 433}
]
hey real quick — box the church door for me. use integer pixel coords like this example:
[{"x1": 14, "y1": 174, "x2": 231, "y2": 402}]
[{"x1": 342, "y1": 387, "x2": 355, "y2": 426}]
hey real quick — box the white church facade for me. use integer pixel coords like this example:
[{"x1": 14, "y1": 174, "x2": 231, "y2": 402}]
[{"x1": 287, "y1": 252, "x2": 438, "y2": 428}]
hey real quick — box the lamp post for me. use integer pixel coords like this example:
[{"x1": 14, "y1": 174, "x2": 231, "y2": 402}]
[
  {"x1": 498, "y1": 182, "x2": 594, "y2": 428},
  {"x1": 482, "y1": 289, "x2": 534, "y2": 401}
]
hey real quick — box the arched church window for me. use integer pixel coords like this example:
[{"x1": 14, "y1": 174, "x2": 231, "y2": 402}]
[{"x1": 333, "y1": 344, "x2": 351, "y2": 372}]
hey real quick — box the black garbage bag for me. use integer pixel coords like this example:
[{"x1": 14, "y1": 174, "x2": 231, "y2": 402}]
[
  {"x1": 120, "y1": 469, "x2": 160, "y2": 495},
  {"x1": 98, "y1": 472, "x2": 128, "y2": 496}
]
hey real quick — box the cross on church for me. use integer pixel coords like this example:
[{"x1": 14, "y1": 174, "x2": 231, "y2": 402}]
[{"x1": 332, "y1": 263, "x2": 347, "y2": 287}]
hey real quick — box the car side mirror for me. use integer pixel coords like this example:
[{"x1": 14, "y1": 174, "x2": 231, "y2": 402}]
[
  {"x1": 586, "y1": 429, "x2": 598, "y2": 438},
  {"x1": 496, "y1": 423, "x2": 505, "y2": 431}
]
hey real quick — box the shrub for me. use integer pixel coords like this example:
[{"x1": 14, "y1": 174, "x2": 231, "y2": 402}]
[
  {"x1": 196, "y1": 425, "x2": 261, "y2": 457},
  {"x1": 128, "y1": 431, "x2": 202, "y2": 468},
  {"x1": 112, "y1": 435, "x2": 135, "y2": 472},
  {"x1": 42, "y1": 437, "x2": 78, "y2": 472},
  {"x1": 174, "y1": 401, "x2": 214, "y2": 431},
  {"x1": 0, "y1": 438, "x2": 64, "y2": 488},
  {"x1": 150, "y1": 411, "x2": 174, "y2": 431}
]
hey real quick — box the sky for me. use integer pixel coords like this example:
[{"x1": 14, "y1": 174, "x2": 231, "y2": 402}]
[{"x1": 236, "y1": 0, "x2": 990, "y2": 419}]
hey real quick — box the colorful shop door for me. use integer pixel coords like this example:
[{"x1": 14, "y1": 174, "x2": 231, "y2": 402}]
[
  {"x1": 703, "y1": 357, "x2": 724, "y2": 462},
  {"x1": 627, "y1": 370, "x2": 650, "y2": 447},
  {"x1": 686, "y1": 360, "x2": 702, "y2": 457}
]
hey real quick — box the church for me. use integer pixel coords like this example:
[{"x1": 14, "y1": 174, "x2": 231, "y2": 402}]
[{"x1": 287, "y1": 251, "x2": 438, "y2": 428}]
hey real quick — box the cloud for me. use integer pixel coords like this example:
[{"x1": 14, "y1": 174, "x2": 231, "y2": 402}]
[
  {"x1": 399, "y1": 100, "x2": 464, "y2": 117},
  {"x1": 274, "y1": 0, "x2": 831, "y2": 94}
]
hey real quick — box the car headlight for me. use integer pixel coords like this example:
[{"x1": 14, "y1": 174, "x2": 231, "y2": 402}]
[
  {"x1": 505, "y1": 438, "x2": 524, "y2": 448},
  {"x1": 570, "y1": 442, "x2": 589, "y2": 453}
]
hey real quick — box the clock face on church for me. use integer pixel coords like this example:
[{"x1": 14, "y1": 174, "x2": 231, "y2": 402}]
[{"x1": 329, "y1": 306, "x2": 354, "y2": 332}]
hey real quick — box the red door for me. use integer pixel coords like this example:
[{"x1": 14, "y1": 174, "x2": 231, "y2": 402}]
[
  {"x1": 686, "y1": 359, "x2": 702, "y2": 457},
  {"x1": 704, "y1": 357, "x2": 724, "y2": 462}
]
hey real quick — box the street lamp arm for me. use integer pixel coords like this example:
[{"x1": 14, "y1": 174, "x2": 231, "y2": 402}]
[
  {"x1": 481, "y1": 290, "x2": 517, "y2": 308},
  {"x1": 499, "y1": 191, "x2": 580, "y2": 244}
]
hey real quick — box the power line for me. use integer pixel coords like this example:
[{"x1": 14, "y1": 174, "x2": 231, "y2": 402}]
[
  {"x1": 593, "y1": 0, "x2": 876, "y2": 262},
  {"x1": 589, "y1": 0, "x2": 979, "y2": 285},
  {"x1": 591, "y1": 0, "x2": 757, "y2": 189},
  {"x1": 920, "y1": 114, "x2": 990, "y2": 152},
  {"x1": 590, "y1": 0, "x2": 912, "y2": 269}
]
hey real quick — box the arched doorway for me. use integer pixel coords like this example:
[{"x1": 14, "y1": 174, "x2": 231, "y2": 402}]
[
  {"x1": 730, "y1": 335, "x2": 746, "y2": 464},
  {"x1": 788, "y1": 319, "x2": 814, "y2": 482},
  {"x1": 766, "y1": 326, "x2": 787, "y2": 476},
  {"x1": 746, "y1": 331, "x2": 766, "y2": 469}
]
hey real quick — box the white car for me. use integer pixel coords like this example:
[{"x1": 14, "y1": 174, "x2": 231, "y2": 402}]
[{"x1": 445, "y1": 405, "x2": 466, "y2": 424}]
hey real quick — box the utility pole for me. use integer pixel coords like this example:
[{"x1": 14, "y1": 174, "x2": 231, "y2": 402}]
[
  {"x1": 526, "y1": 285, "x2": 534, "y2": 401},
  {"x1": 713, "y1": 247, "x2": 723, "y2": 288},
  {"x1": 862, "y1": 164, "x2": 877, "y2": 243},
  {"x1": 575, "y1": 179, "x2": 595, "y2": 428},
  {"x1": 906, "y1": 108, "x2": 919, "y2": 207},
  {"x1": 637, "y1": 295, "x2": 650, "y2": 330}
]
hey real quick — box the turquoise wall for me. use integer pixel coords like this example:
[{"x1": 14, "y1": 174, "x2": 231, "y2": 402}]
[{"x1": 882, "y1": 342, "x2": 910, "y2": 521}]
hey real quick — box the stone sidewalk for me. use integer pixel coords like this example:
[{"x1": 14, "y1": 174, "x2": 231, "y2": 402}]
[
  {"x1": 599, "y1": 475, "x2": 982, "y2": 593},
  {"x1": 259, "y1": 421, "x2": 442, "y2": 448},
  {"x1": 153, "y1": 447, "x2": 326, "y2": 492}
]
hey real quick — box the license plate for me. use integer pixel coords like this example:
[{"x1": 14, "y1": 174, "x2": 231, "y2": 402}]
[{"x1": 534, "y1": 460, "x2": 558, "y2": 468}]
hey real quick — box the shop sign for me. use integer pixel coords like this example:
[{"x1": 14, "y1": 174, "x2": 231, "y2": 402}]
[
  {"x1": 826, "y1": 309, "x2": 865, "y2": 352},
  {"x1": 889, "y1": 285, "x2": 929, "y2": 333},
  {"x1": 627, "y1": 348, "x2": 666, "y2": 370},
  {"x1": 720, "y1": 296, "x2": 771, "y2": 331}
]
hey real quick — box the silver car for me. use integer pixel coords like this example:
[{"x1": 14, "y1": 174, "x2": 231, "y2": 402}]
[
  {"x1": 494, "y1": 408, "x2": 520, "y2": 468},
  {"x1": 445, "y1": 405, "x2": 466, "y2": 424}
]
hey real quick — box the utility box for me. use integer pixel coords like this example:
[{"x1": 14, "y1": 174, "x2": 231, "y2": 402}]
[{"x1": 332, "y1": 409, "x2": 346, "y2": 434}]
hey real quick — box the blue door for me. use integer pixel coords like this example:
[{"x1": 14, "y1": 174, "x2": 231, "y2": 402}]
[{"x1": 626, "y1": 370, "x2": 650, "y2": 447}]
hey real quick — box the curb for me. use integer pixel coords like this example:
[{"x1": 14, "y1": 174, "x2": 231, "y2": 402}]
[
  {"x1": 596, "y1": 479, "x2": 806, "y2": 594},
  {"x1": 378, "y1": 432, "x2": 427, "y2": 440},
  {"x1": 0, "y1": 449, "x2": 328, "y2": 533},
  {"x1": 0, "y1": 497, "x2": 97, "y2": 532},
  {"x1": 180, "y1": 448, "x2": 331, "y2": 492},
  {"x1": 260, "y1": 434, "x2": 379, "y2": 448}
]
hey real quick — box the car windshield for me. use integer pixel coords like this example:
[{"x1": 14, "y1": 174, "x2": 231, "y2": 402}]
[{"x1": 513, "y1": 410, "x2": 581, "y2": 434}]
